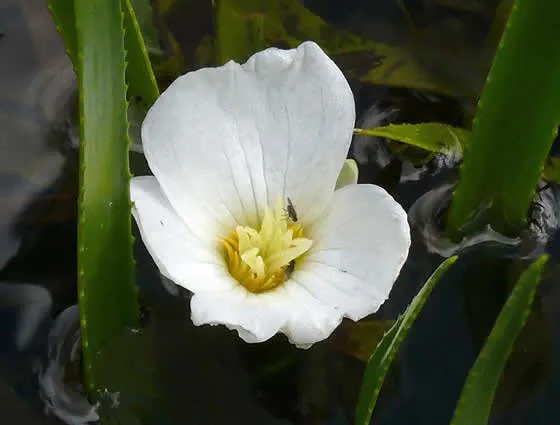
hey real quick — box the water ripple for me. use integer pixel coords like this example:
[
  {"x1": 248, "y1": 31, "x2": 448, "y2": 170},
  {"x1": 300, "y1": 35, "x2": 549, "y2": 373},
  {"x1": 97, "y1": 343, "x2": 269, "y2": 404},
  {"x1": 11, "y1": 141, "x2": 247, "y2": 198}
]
[{"x1": 38, "y1": 305, "x2": 99, "y2": 425}]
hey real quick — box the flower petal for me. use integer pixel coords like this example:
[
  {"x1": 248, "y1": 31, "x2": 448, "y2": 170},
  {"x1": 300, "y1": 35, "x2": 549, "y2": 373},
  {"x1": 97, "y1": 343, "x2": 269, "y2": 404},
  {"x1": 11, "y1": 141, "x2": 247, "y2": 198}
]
[
  {"x1": 300, "y1": 184, "x2": 410, "y2": 321},
  {"x1": 130, "y1": 176, "x2": 235, "y2": 292},
  {"x1": 335, "y1": 158, "x2": 359, "y2": 189},
  {"x1": 142, "y1": 41, "x2": 355, "y2": 237},
  {"x1": 191, "y1": 280, "x2": 342, "y2": 347}
]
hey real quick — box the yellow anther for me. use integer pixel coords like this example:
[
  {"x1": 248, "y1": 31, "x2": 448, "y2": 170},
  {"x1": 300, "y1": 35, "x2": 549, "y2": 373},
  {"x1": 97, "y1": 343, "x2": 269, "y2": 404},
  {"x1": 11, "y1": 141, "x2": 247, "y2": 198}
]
[{"x1": 221, "y1": 197, "x2": 311, "y2": 293}]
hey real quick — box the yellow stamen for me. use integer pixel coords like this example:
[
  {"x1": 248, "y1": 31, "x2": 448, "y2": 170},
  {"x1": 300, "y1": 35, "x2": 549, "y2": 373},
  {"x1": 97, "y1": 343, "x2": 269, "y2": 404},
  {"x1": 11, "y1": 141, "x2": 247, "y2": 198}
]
[{"x1": 221, "y1": 197, "x2": 312, "y2": 293}]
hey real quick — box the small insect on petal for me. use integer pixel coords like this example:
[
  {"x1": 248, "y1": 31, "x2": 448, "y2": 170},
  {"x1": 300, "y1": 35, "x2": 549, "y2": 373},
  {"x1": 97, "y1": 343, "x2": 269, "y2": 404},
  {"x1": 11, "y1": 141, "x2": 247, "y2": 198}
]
[{"x1": 286, "y1": 197, "x2": 298, "y2": 222}]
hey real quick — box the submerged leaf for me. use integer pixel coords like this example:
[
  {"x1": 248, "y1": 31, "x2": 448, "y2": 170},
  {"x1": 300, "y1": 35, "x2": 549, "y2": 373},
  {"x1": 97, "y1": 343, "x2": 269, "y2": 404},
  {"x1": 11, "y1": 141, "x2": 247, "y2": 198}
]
[
  {"x1": 451, "y1": 255, "x2": 549, "y2": 425},
  {"x1": 331, "y1": 320, "x2": 395, "y2": 362},
  {"x1": 354, "y1": 256, "x2": 458, "y2": 425},
  {"x1": 214, "y1": 0, "x2": 470, "y2": 97}
]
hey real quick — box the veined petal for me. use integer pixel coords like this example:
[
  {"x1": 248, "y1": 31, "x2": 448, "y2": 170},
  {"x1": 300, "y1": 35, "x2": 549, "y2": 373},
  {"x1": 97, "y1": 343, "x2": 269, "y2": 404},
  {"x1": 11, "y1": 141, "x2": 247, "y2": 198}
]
[
  {"x1": 191, "y1": 281, "x2": 342, "y2": 347},
  {"x1": 142, "y1": 41, "x2": 355, "y2": 237},
  {"x1": 300, "y1": 184, "x2": 410, "y2": 320},
  {"x1": 130, "y1": 177, "x2": 235, "y2": 292}
]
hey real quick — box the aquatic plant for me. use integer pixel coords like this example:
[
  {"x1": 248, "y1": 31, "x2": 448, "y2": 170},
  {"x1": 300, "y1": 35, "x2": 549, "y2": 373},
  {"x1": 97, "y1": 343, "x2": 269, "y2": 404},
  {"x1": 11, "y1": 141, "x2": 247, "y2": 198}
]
[{"x1": 44, "y1": 0, "x2": 555, "y2": 423}]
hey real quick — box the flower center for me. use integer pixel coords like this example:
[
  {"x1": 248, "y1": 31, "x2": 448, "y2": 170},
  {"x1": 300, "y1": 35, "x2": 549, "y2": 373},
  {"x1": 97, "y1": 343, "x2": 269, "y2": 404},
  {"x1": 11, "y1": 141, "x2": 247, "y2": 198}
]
[{"x1": 222, "y1": 197, "x2": 312, "y2": 293}]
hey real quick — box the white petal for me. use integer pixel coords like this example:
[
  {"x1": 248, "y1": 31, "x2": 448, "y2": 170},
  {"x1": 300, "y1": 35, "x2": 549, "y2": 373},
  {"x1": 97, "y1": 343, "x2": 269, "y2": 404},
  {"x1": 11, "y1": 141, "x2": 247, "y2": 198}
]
[
  {"x1": 300, "y1": 184, "x2": 410, "y2": 320},
  {"x1": 142, "y1": 41, "x2": 355, "y2": 237},
  {"x1": 191, "y1": 280, "x2": 342, "y2": 347},
  {"x1": 130, "y1": 176, "x2": 235, "y2": 292}
]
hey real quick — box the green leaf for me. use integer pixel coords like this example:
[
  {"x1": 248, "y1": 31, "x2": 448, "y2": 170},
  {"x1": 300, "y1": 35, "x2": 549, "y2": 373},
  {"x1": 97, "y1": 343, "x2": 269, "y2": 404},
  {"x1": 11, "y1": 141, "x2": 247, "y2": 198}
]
[
  {"x1": 354, "y1": 123, "x2": 469, "y2": 154},
  {"x1": 354, "y1": 256, "x2": 458, "y2": 425},
  {"x1": 49, "y1": 0, "x2": 159, "y2": 108},
  {"x1": 213, "y1": 0, "x2": 472, "y2": 97},
  {"x1": 74, "y1": 0, "x2": 139, "y2": 396},
  {"x1": 447, "y1": 0, "x2": 560, "y2": 237},
  {"x1": 450, "y1": 255, "x2": 549, "y2": 425},
  {"x1": 48, "y1": 0, "x2": 77, "y2": 68},
  {"x1": 130, "y1": 0, "x2": 162, "y2": 56},
  {"x1": 355, "y1": 122, "x2": 560, "y2": 184},
  {"x1": 123, "y1": 0, "x2": 160, "y2": 109}
]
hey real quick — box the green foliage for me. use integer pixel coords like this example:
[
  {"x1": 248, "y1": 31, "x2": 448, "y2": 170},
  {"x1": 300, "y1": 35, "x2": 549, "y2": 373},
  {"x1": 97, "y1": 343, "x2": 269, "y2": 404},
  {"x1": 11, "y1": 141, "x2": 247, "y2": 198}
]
[
  {"x1": 74, "y1": 0, "x2": 138, "y2": 395},
  {"x1": 447, "y1": 0, "x2": 560, "y2": 238},
  {"x1": 123, "y1": 0, "x2": 160, "y2": 109},
  {"x1": 49, "y1": 0, "x2": 159, "y2": 108},
  {"x1": 356, "y1": 122, "x2": 560, "y2": 185},
  {"x1": 213, "y1": 0, "x2": 469, "y2": 97},
  {"x1": 451, "y1": 255, "x2": 548, "y2": 425},
  {"x1": 354, "y1": 123, "x2": 469, "y2": 154},
  {"x1": 130, "y1": 0, "x2": 161, "y2": 56},
  {"x1": 354, "y1": 256, "x2": 458, "y2": 425},
  {"x1": 48, "y1": 0, "x2": 76, "y2": 66}
]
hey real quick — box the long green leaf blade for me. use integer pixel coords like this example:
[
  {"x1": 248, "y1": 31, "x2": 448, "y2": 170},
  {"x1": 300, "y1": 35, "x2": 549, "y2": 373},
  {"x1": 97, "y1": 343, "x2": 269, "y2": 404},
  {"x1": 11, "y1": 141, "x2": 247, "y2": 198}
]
[
  {"x1": 354, "y1": 256, "x2": 458, "y2": 425},
  {"x1": 75, "y1": 0, "x2": 138, "y2": 395},
  {"x1": 447, "y1": 0, "x2": 560, "y2": 237},
  {"x1": 49, "y1": 0, "x2": 159, "y2": 107},
  {"x1": 450, "y1": 255, "x2": 548, "y2": 425}
]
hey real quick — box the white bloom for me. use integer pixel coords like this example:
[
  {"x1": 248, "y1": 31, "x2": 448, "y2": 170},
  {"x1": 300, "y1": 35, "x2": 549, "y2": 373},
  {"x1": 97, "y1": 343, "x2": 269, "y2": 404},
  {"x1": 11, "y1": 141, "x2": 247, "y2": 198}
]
[{"x1": 130, "y1": 41, "x2": 410, "y2": 347}]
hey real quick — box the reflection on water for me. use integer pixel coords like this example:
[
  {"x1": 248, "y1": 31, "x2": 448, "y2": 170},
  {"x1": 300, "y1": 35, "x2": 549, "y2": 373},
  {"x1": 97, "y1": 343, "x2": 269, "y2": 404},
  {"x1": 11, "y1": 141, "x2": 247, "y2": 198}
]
[
  {"x1": 0, "y1": 282, "x2": 51, "y2": 351},
  {"x1": 408, "y1": 183, "x2": 520, "y2": 257},
  {"x1": 38, "y1": 306, "x2": 98, "y2": 425},
  {"x1": 0, "y1": 0, "x2": 72, "y2": 268}
]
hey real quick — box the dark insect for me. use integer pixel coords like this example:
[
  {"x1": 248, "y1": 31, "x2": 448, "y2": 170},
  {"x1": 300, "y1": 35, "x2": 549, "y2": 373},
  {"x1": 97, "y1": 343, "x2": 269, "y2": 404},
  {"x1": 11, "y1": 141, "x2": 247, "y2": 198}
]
[
  {"x1": 286, "y1": 260, "x2": 295, "y2": 278},
  {"x1": 286, "y1": 197, "x2": 298, "y2": 222}
]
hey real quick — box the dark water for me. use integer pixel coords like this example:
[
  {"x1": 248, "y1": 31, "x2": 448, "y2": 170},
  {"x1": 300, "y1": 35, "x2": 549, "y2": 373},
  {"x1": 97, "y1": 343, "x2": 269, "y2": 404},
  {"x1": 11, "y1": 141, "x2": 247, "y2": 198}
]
[{"x1": 1, "y1": 0, "x2": 559, "y2": 424}]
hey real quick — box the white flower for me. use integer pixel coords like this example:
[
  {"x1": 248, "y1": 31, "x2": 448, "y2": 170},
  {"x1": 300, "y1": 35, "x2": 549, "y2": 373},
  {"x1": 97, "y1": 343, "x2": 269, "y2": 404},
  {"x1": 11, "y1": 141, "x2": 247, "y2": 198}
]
[{"x1": 130, "y1": 41, "x2": 410, "y2": 347}]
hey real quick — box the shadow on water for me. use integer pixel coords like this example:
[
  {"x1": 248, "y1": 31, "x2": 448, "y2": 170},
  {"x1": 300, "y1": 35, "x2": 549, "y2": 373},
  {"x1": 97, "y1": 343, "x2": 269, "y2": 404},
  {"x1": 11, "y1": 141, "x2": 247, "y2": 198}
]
[{"x1": 1, "y1": 0, "x2": 560, "y2": 424}]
